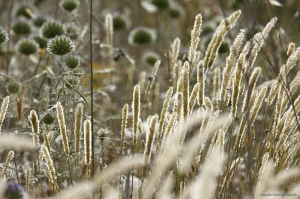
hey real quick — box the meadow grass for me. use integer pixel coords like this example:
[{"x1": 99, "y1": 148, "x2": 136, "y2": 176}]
[{"x1": 1, "y1": 0, "x2": 300, "y2": 198}]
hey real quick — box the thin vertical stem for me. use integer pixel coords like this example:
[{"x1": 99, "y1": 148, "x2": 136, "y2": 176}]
[
  {"x1": 89, "y1": 0, "x2": 95, "y2": 177},
  {"x1": 6, "y1": 0, "x2": 13, "y2": 76}
]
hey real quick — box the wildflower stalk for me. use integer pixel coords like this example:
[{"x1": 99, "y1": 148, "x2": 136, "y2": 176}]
[
  {"x1": 156, "y1": 87, "x2": 173, "y2": 151},
  {"x1": 132, "y1": 85, "x2": 141, "y2": 150},
  {"x1": 74, "y1": 103, "x2": 83, "y2": 161},
  {"x1": 1, "y1": 150, "x2": 14, "y2": 178},
  {"x1": 120, "y1": 104, "x2": 129, "y2": 155},
  {"x1": 84, "y1": 119, "x2": 92, "y2": 178},
  {"x1": 0, "y1": 96, "x2": 9, "y2": 135},
  {"x1": 28, "y1": 110, "x2": 39, "y2": 147}
]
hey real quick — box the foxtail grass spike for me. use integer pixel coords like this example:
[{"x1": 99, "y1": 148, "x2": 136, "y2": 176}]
[{"x1": 0, "y1": 96, "x2": 9, "y2": 135}]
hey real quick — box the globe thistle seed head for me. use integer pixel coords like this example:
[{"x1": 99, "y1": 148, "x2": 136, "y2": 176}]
[
  {"x1": 151, "y1": 0, "x2": 169, "y2": 10},
  {"x1": 128, "y1": 26, "x2": 156, "y2": 46},
  {"x1": 32, "y1": 35, "x2": 48, "y2": 49},
  {"x1": 64, "y1": 55, "x2": 80, "y2": 69},
  {"x1": 0, "y1": 27, "x2": 9, "y2": 44},
  {"x1": 168, "y1": 2, "x2": 184, "y2": 19},
  {"x1": 33, "y1": 15, "x2": 47, "y2": 27},
  {"x1": 4, "y1": 182, "x2": 27, "y2": 199},
  {"x1": 42, "y1": 113, "x2": 55, "y2": 124},
  {"x1": 12, "y1": 20, "x2": 32, "y2": 36},
  {"x1": 40, "y1": 21, "x2": 65, "y2": 39},
  {"x1": 16, "y1": 38, "x2": 39, "y2": 56},
  {"x1": 113, "y1": 14, "x2": 131, "y2": 31},
  {"x1": 60, "y1": 0, "x2": 79, "y2": 12},
  {"x1": 46, "y1": 35, "x2": 74, "y2": 56},
  {"x1": 14, "y1": 4, "x2": 36, "y2": 19},
  {"x1": 142, "y1": 51, "x2": 160, "y2": 66},
  {"x1": 6, "y1": 81, "x2": 21, "y2": 94},
  {"x1": 65, "y1": 22, "x2": 80, "y2": 40}
]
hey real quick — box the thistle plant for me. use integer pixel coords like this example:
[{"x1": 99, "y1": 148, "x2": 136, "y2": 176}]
[
  {"x1": 16, "y1": 38, "x2": 39, "y2": 56},
  {"x1": 46, "y1": 35, "x2": 74, "y2": 56},
  {"x1": 1, "y1": 1, "x2": 300, "y2": 198}
]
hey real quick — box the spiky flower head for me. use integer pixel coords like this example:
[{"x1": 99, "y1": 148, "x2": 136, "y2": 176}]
[
  {"x1": 65, "y1": 77, "x2": 79, "y2": 88},
  {"x1": 168, "y1": 2, "x2": 184, "y2": 19},
  {"x1": 6, "y1": 81, "x2": 21, "y2": 94},
  {"x1": 60, "y1": 0, "x2": 79, "y2": 12},
  {"x1": 142, "y1": 51, "x2": 160, "y2": 66},
  {"x1": 40, "y1": 21, "x2": 65, "y2": 39},
  {"x1": 65, "y1": 22, "x2": 80, "y2": 40},
  {"x1": 3, "y1": 182, "x2": 27, "y2": 199},
  {"x1": 32, "y1": 35, "x2": 48, "y2": 48},
  {"x1": 128, "y1": 26, "x2": 156, "y2": 46},
  {"x1": 12, "y1": 20, "x2": 31, "y2": 36},
  {"x1": 16, "y1": 38, "x2": 39, "y2": 56},
  {"x1": 33, "y1": 15, "x2": 47, "y2": 27},
  {"x1": 0, "y1": 27, "x2": 8, "y2": 44},
  {"x1": 42, "y1": 113, "x2": 55, "y2": 124},
  {"x1": 64, "y1": 55, "x2": 80, "y2": 69},
  {"x1": 46, "y1": 35, "x2": 74, "y2": 56},
  {"x1": 113, "y1": 14, "x2": 131, "y2": 31},
  {"x1": 151, "y1": 0, "x2": 169, "y2": 10},
  {"x1": 14, "y1": 4, "x2": 36, "y2": 19}
]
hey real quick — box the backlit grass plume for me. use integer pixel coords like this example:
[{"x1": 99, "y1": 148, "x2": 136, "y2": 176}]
[{"x1": 0, "y1": 96, "x2": 9, "y2": 135}]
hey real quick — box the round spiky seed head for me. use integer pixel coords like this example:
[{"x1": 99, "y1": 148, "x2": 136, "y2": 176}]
[
  {"x1": 32, "y1": 35, "x2": 48, "y2": 48},
  {"x1": 167, "y1": 2, "x2": 184, "y2": 19},
  {"x1": 65, "y1": 22, "x2": 79, "y2": 40},
  {"x1": 4, "y1": 182, "x2": 26, "y2": 199},
  {"x1": 16, "y1": 38, "x2": 39, "y2": 56},
  {"x1": 65, "y1": 77, "x2": 78, "y2": 88},
  {"x1": 128, "y1": 27, "x2": 156, "y2": 46},
  {"x1": 60, "y1": 0, "x2": 79, "y2": 12},
  {"x1": 64, "y1": 55, "x2": 80, "y2": 69},
  {"x1": 40, "y1": 21, "x2": 65, "y2": 39},
  {"x1": 142, "y1": 51, "x2": 160, "y2": 66},
  {"x1": 0, "y1": 27, "x2": 8, "y2": 44},
  {"x1": 33, "y1": 15, "x2": 47, "y2": 27},
  {"x1": 43, "y1": 113, "x2": 55, "y2": 124},
  {"x1": 151, "y1": 0, "x2": 169, "y2": 10},
  {"x1": 6, "y1": 81, "x2": 21, "y2": 94},
  {"x1": 113, "y1": 15, "x2": 131, "y2": 31},
  {"x1": 12, "y1": 20, "x2": 31, "y2": 36},
  {"x1": 46, "y1": 35, "x2": 74, "y2": 56},
  {"x1": 14, "y1": 4, "x2": 36, "y2": 19}
]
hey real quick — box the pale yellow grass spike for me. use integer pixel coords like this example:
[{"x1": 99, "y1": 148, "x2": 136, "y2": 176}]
[
  {"x1": 120, "y1": 104, "x2": 128, "y2": 154},
  {"x1": 255, "y1": 160, "x2": 274, "y2": 198},
  {"x1": 84, "y1": 120, "x2": 92, "y2": 166},
  {"x1": 132, "y1": 85, "x2": 141, "y2": 148},
  {"x1": 249, "y1": 86, "x2": 268, "y2": 123},
  {"x1": 219, "y1": 29, "x2": 245, "y2": 103},
  {"x1": 213, "y1": 67, "x2": 220, "y2": 108},
  {"x1": 231, "y1": 41, "x2": 251, "y2": 116},
  {"x1": 0, "y1": 96, "x2": 9, "y2": 135},
  {"x1": 105, "y1": 13, "x2": 113, "y2": 47},
  {"x1": 287, "y1": 42, "x2": 295, "y2": 57},
  {"x1": 74, "y1": 103, "x2": 83, "y2": 156},
  {"x1": 28, "y1": 110, "x2": 39, "y2": 147},
  {"x1": 242, "y1": 67, "x2": 261, "y2": 113},
  {"x1": 245, "y1": 17, "x2": 277, "y2": 74},
  {"x1": 1, "y1": 150, "x2": 14, "y2": 178},
  {"x1": 197, "y1": 61, "x2": 205, "y2": 106},
  {"x1": 144, "y1": 115, "x2": 158, "y2": 165},
  {"x1": 56, "y1": 102, "x2": 70, "y2": 156},
  {"x1": 156, "y1": 87, "x2": 173, "y2": 151},
  {"x1": 171, "y1": 38, "x2": 181, "y2": 83},
  {"x1": 188, "y1": 14, "x2": 202, "y2": 63},
  {"x1": 189, "y1": 83, "x2": 200, "y2": 113},
  {"x1": 182, "y1": 61, "x2": 190, "y2": 119},
  {"x1": 203, "y1": 10, "x2": 241, "y2": 69}
]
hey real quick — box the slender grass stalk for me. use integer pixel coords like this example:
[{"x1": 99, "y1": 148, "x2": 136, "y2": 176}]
[
  {"x1": 0, "y1": 96, "x2": 9, "y2": 135},
  {"x1": 120, "y1": 104, "x2": 129, "y2": 155},
  {"x1": 84, "y1": 119, "x2": 92, "y2": 178},
  {"x1": 1, "y1": 150, "x2": 14, "y2": 178},
  {"x1": 132, "y1": 85, "x2": 141, "y2": 150},
  {"x1": 28, "y1": 110, "x2": 39, "y2": 147},
  {"x1": 74, "y1": 103, "x2": 83, "y2": 159}
]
